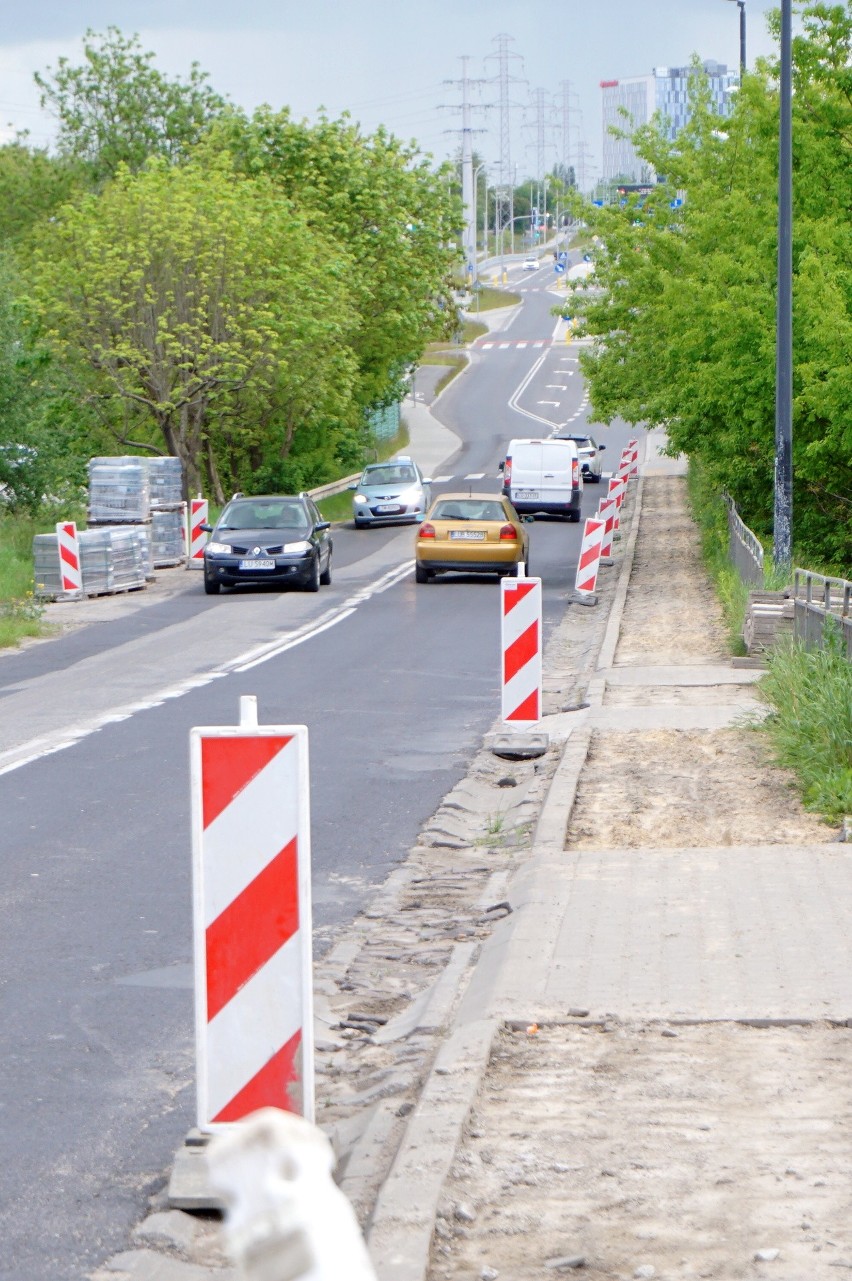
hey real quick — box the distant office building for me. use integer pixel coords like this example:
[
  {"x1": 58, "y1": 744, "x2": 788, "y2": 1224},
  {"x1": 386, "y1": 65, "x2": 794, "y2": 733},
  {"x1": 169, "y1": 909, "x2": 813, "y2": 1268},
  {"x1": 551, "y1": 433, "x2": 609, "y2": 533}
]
[
  {"x1": 600, "y1": 75, "x2": 655, "y2": 186},
  {"x1": 601, "y1": 60, "x2": 737, "y2": 183},
  {"x1": 654, "y1": 60, "x2": 738, "y2": 141}
]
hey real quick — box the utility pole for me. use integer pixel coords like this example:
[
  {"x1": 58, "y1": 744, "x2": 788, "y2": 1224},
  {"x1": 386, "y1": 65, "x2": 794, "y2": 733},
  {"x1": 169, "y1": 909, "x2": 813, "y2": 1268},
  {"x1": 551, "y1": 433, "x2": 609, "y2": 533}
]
[
  {"x1": 485, "y1": 33, "x2": 526, "y2": 269},
  {"x1": 442, "y1": 57, "x2": 488, "y2": 285},
  {"x1": 774, "y1": 0, "x2": 793, "y2": 570},
  {"x1": 558, "y1": 80, "x2": 579, "y2": 188}
]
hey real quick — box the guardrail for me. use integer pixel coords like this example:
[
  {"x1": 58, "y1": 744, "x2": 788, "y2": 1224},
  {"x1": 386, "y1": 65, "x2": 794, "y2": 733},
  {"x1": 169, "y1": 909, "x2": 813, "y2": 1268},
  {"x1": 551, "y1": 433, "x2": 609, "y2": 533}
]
[
  {"x1": 308, "y1": 473, "x2": 360, "y2": 502},
  {"x1": 723, "y1": 493, "x2": 764, "y2": 586},
  {"x1": 792, "y1": 569, "x2": 852, "y2": 659}
]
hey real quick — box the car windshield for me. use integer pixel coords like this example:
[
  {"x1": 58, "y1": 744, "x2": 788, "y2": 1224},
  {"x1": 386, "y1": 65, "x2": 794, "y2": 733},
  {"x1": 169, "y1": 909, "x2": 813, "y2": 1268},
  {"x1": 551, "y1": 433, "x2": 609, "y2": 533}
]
[
  {"x1": 362, "y1": 466, "x2": 417, "y2": 486},
  {"x1": 219, "y1": 499, "x2": 310, "y2": 532},
  {"x1": 432, "y1": 499, "x2": 506, "y2": 522}
]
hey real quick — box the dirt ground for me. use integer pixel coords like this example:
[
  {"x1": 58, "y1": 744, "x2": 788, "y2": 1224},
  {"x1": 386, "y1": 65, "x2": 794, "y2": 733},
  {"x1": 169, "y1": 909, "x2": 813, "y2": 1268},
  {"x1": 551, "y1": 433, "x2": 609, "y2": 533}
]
[
  {"x1": 430, "y1": 1021, "x2": 852, "y2": 1281},
  {"x1": 426, "y1": 476, "x2": 847, "y2": 1281}
]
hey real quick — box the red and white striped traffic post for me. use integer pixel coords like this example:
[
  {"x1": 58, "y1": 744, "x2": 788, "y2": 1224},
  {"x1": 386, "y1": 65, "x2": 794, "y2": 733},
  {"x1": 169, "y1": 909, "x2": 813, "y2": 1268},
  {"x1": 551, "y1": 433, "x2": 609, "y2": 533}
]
[
  {"x1": 572, "y1": 516, "x2": 605, "y2": 604},
  {"x1": 187, "y1": 498, "x2": 209, "y2": 569},
  {"x1": 627, "y1": 438, "x2": 640, "y2": 478},
  {"x1": 190, "y1": 696, "x2": 314, "y2": 1130},
  {"x1": 597, "y1": 495, "x2": 618, "y2": 560},
  {"x1": 55, "y1": 520, "x2": 83, "y2": 598},
  {"x1": 501, "y1": 578, "x2": 542, "y2": 726}
]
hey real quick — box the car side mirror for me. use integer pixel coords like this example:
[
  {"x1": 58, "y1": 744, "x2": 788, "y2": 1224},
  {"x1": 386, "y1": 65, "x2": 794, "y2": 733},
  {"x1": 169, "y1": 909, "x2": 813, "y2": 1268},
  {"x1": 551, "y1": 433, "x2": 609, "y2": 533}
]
[
  {"x1": 523, "y1": 515, "x2": 535, "y2": 523},
  {"x1": 200, "y1": 523, "x2": 212, "y2": 532},
  {"x1": 315, "y1": 520, "x2": 331, "y2": 531},
  {"x1": 347, "y1": 483, "x2": 358, "y2": 491},
  {"x1": 422, "y1": 478, "x2": 433, "y2": 485},
  {"x1": 598, "y1": 444, "x2": 606, "y2": 451}
]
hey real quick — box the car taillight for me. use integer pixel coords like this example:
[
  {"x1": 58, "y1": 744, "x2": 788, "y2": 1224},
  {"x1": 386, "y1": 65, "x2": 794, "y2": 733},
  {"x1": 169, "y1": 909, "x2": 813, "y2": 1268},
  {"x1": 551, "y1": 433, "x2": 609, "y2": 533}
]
[
  {"x1": 504, "y1": 457, "x2": 512, "y2": 485},
  {"x1": 419, "y1": 522, "x2": 436, "y2": 539},
  {"x1": 572, "y1": 459, "x2": 579, "y2": 485},
  {"x1": 499, "y1": 523, "x2": 517, "y2": 541}
]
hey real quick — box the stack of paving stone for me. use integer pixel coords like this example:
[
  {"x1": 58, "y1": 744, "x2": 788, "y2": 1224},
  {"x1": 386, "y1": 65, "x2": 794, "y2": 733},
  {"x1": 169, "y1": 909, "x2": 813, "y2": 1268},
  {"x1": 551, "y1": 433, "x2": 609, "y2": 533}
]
[
  {"x1": 87, "y1": 457, "x2": 151, "y2": 525},
  {"x1": 147, "y1": 457, "x2": 186, "y2": 567},
  {"x1": 32, "y1": 527, "x2": 148, "y2": 599}
]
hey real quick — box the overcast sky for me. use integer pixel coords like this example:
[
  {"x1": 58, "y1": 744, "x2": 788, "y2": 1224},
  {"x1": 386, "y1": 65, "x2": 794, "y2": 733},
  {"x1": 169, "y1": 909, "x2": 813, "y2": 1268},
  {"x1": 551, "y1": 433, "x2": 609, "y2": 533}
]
[{"x1": 0, "y1": 2, "x2": 788, "y2": 181}]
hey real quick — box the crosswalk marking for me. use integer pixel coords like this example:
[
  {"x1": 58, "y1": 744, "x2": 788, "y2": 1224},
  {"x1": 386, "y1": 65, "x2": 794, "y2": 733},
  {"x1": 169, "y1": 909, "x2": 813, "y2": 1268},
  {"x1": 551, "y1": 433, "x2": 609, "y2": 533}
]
[
  {"x1": 464, "y1": 472, "x2": 485, "y2": 480},
  {"x1": 481, "y1": 342, "x2": 493, "y2": 349},
  {"x1": 517, "y1": 342, "x2": 527, "y2": 349},
  {"x1": 499, "y1": 343, "x2": 510, "y2": 349},
  {"x1": 432, "y1": 475, "x2": 454, "y2": 484}
]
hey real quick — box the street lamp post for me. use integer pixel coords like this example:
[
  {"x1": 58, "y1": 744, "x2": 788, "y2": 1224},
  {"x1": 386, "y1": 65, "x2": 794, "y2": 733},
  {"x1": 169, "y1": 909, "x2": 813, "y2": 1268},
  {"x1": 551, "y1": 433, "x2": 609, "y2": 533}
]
[
  {"x1": 775, "y1": 0, "x2": 793, "y2": 570},
  {"x1": 726, "y1": 0, "x2": 747, "y2": 77}
]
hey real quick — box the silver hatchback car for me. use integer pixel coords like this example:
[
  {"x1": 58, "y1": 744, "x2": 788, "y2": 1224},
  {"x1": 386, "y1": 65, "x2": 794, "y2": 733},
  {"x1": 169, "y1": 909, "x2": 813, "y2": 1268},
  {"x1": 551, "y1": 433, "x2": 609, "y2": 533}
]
[{"x1": 351, "y1": 457, "x2": 432, "y2": 527}]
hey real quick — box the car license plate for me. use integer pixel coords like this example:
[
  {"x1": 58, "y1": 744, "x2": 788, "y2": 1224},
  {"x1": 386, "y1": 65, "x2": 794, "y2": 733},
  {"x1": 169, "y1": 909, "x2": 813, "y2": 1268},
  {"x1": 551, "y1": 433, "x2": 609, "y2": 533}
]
[
  {"x1": 376, "y1": 503, "x2": 402, "y2": 513},
  {"x1": 239, "y1": 558, "x2": 275, "y2": 570},
  {"x1": 449, "y1": 530, "x2": 486, "y2": 540},
  {"x1": 516, "y1": 490, "x2": 539, "y2": 500}
]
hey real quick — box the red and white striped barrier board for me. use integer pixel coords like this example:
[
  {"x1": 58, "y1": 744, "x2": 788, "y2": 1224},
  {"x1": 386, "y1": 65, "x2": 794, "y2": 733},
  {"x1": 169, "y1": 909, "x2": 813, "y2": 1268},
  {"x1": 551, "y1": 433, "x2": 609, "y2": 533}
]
[
  {"x1": 190, "y1": 699, "x2": 314, "y2": 1130},
  {"x1": 574, "y1": 516, "x2": 605, "y2": 596},
  {"x1": 617, "y1": 449, "x2": 632, "y2": 481},
  {"x1": 501, "y1": 577, "x2": 542, "y2": 726},
  {"x1": 55, "y1": 521, "x2": 82, "y2": 596},
  {"x1": 627, "y1": 439, "x2": 640, "y2": 477},
  {"x1": 597, "y1": 496, "x2": 618, "y2": 558},
  {"x1": 188, "y1": 498, "x2": 209, "y2": 567}
]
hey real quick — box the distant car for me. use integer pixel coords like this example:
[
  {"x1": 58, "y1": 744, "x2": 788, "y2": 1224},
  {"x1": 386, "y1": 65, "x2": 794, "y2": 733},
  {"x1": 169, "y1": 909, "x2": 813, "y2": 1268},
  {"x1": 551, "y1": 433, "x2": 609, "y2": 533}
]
[
  {"x1": 202, "y1": 494, "x2": 332, "y2": 595},
  {"x1": 550, "y1": 431, "x2": 605, "y2": 482},
  {"x1": 415, "y1": 493, "x2": 530, "y2": 583},
  {"x1": 523, "y1": 256, "x2": 538, "y2": 271},
  {"x1": 351, "y1": 457, "x2": 432, "y2": 528}
]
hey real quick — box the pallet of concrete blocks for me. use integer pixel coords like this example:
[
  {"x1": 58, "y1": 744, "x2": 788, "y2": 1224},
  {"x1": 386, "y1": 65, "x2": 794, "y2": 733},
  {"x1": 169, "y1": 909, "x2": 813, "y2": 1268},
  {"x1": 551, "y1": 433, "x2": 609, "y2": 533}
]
[
  {"x1": 32, "y1": 527, "x2": 149, "y2": 599},
  {"x1": 150, "y1": 507, "x2": 187, "y2": 567},
  {"x1": 87, "y1": 457, "x2": 151, "y2": 524},
  {"x1": 147, "y1": 456, "x2": 183, "y2": 508}
]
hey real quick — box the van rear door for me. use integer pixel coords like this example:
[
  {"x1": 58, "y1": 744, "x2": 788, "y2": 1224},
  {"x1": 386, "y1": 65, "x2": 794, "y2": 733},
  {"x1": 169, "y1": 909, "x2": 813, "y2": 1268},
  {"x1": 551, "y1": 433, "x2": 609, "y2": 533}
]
[{"x1": 539, "y1": 440, "x2": 579, "y2": 506}]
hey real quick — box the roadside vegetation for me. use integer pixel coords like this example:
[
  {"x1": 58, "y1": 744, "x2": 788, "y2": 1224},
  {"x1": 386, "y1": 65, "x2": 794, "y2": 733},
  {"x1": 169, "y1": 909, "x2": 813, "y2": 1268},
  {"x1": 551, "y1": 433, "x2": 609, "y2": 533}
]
[
  {"x1": 561, "y1": 3, "x2": 852, "y2": 573},
  {"x1": 0, "y1": 513, "x2": 48, "y2": 647},
  {"x1": 758, "y1": 636, "x2": 852, "y2": 822}
]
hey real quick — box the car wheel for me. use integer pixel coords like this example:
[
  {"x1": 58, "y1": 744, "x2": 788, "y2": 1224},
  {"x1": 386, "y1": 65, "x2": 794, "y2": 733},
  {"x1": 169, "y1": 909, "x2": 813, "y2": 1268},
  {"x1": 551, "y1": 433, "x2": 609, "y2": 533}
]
[
  {"x1": 569, "y1": 509, "x2": 582, "y2": 523},
  {"x1": 354, "y1": 518, "x2": 368, "y2": 529},
  {"x1": 204, "y1": 574, "x2": 220, "y2": 595},
  {"x1": 303, "y1": 555, "x2": 321, "y2": 592},
  {"x1": 589, "y1": 472, "x2": 601, "y2": 483},
  {"x1": 320, "y1": 552, "x2": 332, "y2": 586},
  {"x1": 415, "y1": 563, "x2": 431, "y2": 584}
]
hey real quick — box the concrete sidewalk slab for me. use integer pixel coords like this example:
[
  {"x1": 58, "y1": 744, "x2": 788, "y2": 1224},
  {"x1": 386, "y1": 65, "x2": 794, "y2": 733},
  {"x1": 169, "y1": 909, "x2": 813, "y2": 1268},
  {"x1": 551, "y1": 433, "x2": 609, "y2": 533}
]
[
  {"x1": 605, "y1": 663, "x2": 764, "y2": 686},
  {"x1": 460, "y1": 841, "x2": 852, "y2": 1023},
  {"x1": 587, "y1": 704, "x2": 767, "y2": 730}
]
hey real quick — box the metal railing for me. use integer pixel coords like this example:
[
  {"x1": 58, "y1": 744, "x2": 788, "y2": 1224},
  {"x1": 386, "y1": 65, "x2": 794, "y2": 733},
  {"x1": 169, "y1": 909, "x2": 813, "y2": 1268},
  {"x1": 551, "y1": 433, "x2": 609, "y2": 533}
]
[
  {"x1": 723, "y1": 493, "x2": 764, "y2": 585},
  {"x1": 792, "y1": 569, "x2": 852, "y2": 659}
]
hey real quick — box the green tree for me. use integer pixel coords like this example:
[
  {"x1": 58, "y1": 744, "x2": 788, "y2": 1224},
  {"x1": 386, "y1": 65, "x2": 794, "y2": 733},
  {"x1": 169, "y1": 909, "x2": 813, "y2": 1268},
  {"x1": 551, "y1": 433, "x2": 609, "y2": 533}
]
[
  {"x1": 34, "y1": 27, "x2": 228, "y2": 184},
  {"x1": 206, "y1": 108, "x2": 461, "y2": 413},
  {"x1": 0, "y1": 138, "x2": 82, "y2": 242},
  {"x1": 26, "y1": 156, "x2": 358, "y2": 500},
  {"x1": 564, "y1": 22, "x2": 852, "y2": 570}
]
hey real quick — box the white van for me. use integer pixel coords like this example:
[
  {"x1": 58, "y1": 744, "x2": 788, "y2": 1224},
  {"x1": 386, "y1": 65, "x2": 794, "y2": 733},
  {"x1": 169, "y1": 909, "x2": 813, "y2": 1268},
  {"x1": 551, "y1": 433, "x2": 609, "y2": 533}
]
[{"x1": 500, "y1": 437, "x2": 583, "y2": 521}]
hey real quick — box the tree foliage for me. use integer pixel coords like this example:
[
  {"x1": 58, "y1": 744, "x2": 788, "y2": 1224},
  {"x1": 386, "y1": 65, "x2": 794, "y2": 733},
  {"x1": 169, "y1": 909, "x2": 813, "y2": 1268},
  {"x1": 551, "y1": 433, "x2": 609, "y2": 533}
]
[
  {"x1": 568, "y1": 10, "x2": 852, "y2": 571},
  {"x1": 27, "y1": 157, "x2": 358, "y2": 500},
  {"x1": 35, "y1": 27, "x2": 228, "y2": 184}
]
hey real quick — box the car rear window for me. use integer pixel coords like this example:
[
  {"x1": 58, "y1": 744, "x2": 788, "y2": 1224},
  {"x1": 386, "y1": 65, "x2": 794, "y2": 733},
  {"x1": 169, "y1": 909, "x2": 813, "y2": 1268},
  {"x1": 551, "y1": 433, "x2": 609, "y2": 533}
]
[
  {"x1": 362, "y1": 466, "x2": 417, "y2": 485},
  {"x1": 432, "y1": 499, "x2": 506, "y2": 522}
]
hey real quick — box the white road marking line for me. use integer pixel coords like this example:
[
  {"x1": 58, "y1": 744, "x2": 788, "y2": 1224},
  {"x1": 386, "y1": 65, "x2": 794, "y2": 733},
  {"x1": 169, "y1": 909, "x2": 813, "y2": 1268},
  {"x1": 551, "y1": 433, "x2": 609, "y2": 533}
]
[
  {"x1": 499, "y1": 343, "x2": 511, "y2": 349},
  {"x1": 537, "y1": 401, "x2": 561, "y2": 406},
  {"x1": 0, "y1": 561, "x2": 417, "y2": 778},
  {"x1": 546, "y1": 384, "x2": 568, "y2": 390},
  {"x1": 517, "y1": 342, "x2": 527, "y2": 349},
  {"x1": 533, "y1": 341, "x2": 544, "y2": 348},
  {"x1": 433, "y1": 475, "x2": 454, "y2": 483},
  {"x1": 464, "y1": 472, "x2": 485, "y2": 480},
  {"x1": 482, "y1": 342, "x2": 494, "y2": 349}
]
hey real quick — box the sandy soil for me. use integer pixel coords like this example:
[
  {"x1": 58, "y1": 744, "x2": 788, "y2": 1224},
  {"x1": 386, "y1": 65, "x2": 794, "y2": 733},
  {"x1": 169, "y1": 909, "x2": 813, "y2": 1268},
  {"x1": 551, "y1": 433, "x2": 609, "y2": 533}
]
[{"x1": 429, "y1": 1021, "x2": 852, "y2": 1281}]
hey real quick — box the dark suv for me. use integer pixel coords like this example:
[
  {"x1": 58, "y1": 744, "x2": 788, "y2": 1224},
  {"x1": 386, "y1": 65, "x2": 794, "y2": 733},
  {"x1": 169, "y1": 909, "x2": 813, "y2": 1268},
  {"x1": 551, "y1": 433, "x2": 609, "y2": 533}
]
[{"x1": 202, "y1": 494, "x2": 332, "y2": 594}]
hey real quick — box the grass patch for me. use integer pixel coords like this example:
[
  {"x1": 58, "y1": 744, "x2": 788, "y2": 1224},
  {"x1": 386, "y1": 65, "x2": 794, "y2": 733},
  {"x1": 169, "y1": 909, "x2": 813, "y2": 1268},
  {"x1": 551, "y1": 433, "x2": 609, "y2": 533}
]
[
  {"x1": 474, "y1": 285, "x2": 521, "y2": 311},
  {"x1": 686, "y1": 461, "x2": 752, "y2": 654},
  {"x1": 461, "y1": 318, "x2": 488, "y2": 342},
  {"x1": 757, "y1": 635, "x2": 852, "y2": 822},
  {"x1": 0, "y1": 511, "x2": 47, "y2": 649}
]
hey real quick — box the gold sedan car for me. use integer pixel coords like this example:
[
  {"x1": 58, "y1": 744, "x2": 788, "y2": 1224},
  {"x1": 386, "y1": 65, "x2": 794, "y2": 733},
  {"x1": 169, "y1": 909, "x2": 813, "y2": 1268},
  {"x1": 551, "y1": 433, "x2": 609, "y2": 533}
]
[{"x1": 414, "y1": 492, "x2": 531, "y2": 583}]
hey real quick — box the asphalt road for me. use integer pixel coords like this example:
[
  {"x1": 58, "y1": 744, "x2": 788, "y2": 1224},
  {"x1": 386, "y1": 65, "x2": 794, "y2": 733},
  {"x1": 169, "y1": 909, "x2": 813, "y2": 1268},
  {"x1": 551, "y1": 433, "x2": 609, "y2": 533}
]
[{"x1": 0, "y1": 264, "x2": 636, "y2": 1280}]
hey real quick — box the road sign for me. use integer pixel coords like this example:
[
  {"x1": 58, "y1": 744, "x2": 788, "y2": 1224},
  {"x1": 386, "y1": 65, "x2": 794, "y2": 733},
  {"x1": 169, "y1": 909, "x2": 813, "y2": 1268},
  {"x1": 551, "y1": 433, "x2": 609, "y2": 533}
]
[
  {"x1": 574, "y1": 517, "x2": 605, "y2": 597},
  {"x1": 554, "y1": 262, "x2": 565, "y2": 274},
  {"x1": 190, "y1": 698, "x2": 314, "y2": 1130},
  {"x1": 501, "y1": 578, "x2": 542, "y2": 726},
  {"x1": 558, "y1": 250, "x2": 568, "y2": 262},
  {"x1": 55, "y1": 521, "x2": 83, "y2": 597},
  {"x1": 583, "y1": 253, "x2": 592, "y2": 262},
  {"x1": 188, "y1": 498, "x2": 208, "y2": 568}
]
